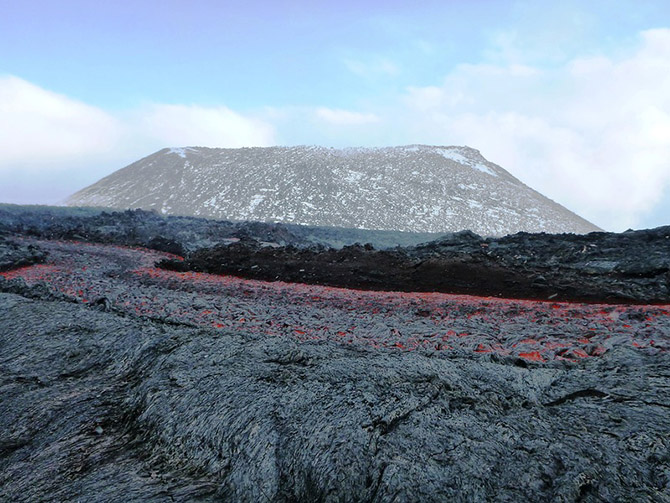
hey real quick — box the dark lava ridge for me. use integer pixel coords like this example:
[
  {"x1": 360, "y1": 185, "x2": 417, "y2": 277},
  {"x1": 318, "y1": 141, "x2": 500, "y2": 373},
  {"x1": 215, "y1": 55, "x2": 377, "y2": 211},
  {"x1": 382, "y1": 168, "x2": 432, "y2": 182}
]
[{"x1": 160, "y1": 227, "x2": 670, "y2": 304}]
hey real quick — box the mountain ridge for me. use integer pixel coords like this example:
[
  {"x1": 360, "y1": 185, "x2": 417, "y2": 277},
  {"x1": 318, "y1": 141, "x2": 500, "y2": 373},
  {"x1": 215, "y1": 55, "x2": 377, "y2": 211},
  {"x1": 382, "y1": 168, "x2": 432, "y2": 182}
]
[{"x1": 67, "y1": 145, "x2": 600, "y2": 236}]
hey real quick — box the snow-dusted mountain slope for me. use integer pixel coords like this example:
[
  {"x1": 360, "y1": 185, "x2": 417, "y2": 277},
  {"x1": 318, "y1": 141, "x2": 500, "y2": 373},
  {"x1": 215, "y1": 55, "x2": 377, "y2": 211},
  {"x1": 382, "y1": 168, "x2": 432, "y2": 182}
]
[{"x1": 66, "y1": 145, "x2": 599, "y2": 236}]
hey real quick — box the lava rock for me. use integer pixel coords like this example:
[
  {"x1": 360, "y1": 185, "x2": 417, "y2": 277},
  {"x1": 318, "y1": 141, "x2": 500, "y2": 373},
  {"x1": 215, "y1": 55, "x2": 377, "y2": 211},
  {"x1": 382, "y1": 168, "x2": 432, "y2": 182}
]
[
  {"x1": 0, "y1": 238, "x2": 48, "y2": 272},
  {"x1": 1, "y1": 293, "x2": 668, "y2": 502}
]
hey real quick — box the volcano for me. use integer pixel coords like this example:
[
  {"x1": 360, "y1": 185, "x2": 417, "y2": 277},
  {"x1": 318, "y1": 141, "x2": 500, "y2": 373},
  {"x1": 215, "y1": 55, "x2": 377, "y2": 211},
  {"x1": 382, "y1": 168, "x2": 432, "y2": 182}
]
[{"x1": 66, "y1": 145, "x2": 599, "y2": 236}]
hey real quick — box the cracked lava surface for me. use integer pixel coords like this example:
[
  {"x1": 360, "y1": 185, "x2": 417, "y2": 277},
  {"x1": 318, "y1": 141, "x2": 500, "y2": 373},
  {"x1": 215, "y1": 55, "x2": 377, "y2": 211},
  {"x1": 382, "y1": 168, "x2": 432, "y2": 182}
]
[{"x1": 3, "y1": 238, "x2": 669, "y2": 363}]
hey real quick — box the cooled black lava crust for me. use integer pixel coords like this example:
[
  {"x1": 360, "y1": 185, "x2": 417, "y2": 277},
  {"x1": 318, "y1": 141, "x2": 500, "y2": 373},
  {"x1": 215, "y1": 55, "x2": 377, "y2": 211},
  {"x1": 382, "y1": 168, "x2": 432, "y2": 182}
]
[{"x1": 1, "y1": 206, "x2": 669, "y2": 501}]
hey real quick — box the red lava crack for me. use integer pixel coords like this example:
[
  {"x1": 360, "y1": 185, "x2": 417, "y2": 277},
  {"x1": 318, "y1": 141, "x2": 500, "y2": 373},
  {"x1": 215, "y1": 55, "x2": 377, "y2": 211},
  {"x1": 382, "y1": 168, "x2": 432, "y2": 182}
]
[{"x1": 3, "y1": 238, "x2": 669, "y2": 363}]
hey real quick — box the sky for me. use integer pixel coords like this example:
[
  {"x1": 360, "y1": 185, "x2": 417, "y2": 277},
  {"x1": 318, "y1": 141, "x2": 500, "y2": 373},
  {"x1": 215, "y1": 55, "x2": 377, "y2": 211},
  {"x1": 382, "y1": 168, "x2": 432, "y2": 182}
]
[{"x1": 1, "y1": 0, "x2": 670, "y2": 231}]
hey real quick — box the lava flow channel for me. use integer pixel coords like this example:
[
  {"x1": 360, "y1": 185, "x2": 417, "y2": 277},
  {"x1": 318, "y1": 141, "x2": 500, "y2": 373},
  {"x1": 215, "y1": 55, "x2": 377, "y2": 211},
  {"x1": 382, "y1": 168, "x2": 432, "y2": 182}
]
[{"x1": 3, "y1": 238, "x2": 670, "y2": 363}]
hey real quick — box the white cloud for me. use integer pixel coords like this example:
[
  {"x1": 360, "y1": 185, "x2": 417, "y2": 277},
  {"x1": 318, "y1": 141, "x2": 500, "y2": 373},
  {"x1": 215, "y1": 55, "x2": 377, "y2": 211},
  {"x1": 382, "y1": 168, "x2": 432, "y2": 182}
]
[
  {"x1": 315, "y1": 107, "x2": 380, "y2": 125},
  {"x1": 0, "y1": 75, "x2": 122, "y2": 166},
  {"x1": 132, "y1": 103, "x2": 275, "y2": 149},
  {"x1": 393, "y1": 29, "x2": 670, "y2": 231},
  {"x1": 0, "y1": 76, "x2": 276, "y2": 175},
  {"x1": 0, "y1": 76, "x2": 276, "y2": 204}
]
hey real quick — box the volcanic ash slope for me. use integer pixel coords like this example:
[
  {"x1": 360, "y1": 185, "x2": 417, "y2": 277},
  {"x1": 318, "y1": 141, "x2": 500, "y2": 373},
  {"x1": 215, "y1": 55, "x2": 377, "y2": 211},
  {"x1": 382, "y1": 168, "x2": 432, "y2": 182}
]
[{"x1": 67, "y1": 145, "x2": 599, "y2": 236}]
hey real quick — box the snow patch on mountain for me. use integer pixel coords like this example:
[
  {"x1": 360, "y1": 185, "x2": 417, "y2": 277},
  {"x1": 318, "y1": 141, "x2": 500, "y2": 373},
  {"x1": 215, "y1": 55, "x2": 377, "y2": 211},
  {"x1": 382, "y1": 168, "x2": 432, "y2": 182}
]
[
  {"x1": 435, "y1": 148, "x2": 498, "y2": 177},
  {"x1": 168, "y1": 147, "x2": 187, "y2": 158}
]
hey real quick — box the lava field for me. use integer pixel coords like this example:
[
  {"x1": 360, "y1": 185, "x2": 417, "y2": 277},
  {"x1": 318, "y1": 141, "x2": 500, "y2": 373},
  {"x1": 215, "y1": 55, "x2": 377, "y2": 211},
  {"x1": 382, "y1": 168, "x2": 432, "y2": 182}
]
[
  {"x1": 2, "y1": 209, "x2": 670, "y2": 502},
  {"x1": 3, "y1": 238, "x2": 669, "y2": 363}
]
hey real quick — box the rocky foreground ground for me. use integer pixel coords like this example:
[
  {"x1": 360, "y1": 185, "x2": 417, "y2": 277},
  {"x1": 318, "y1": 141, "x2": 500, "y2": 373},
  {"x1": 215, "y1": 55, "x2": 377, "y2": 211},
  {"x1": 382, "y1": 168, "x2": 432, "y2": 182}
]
[{"x1": 1, "y1": 207, "x2": 670, "y2": 501}]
